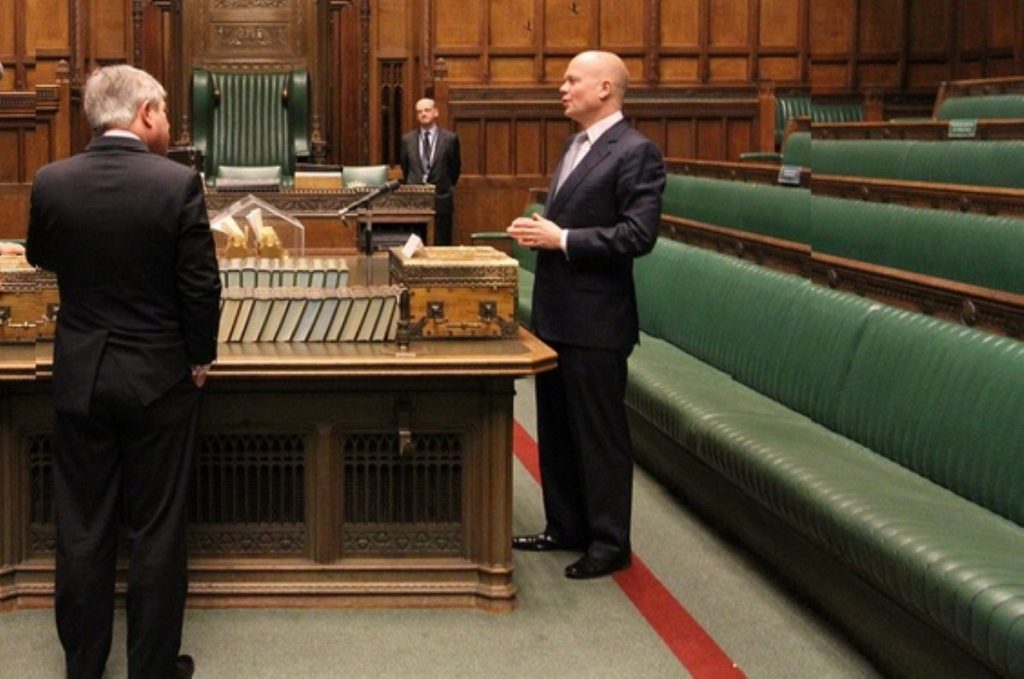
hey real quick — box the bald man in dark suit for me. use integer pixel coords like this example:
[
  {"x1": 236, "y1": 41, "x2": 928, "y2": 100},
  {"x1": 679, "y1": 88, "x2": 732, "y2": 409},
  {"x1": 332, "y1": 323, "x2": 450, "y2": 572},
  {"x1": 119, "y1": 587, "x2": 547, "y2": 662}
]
[
  {"x1": 400, "y1": 97, "x2": 461, "y2": 245},
  {"x1": 507, "y1": 51, "x2": 665, "y2": 579},
  {"x1": 27, "y1": 65, "x2": 219, "y2": 679}
]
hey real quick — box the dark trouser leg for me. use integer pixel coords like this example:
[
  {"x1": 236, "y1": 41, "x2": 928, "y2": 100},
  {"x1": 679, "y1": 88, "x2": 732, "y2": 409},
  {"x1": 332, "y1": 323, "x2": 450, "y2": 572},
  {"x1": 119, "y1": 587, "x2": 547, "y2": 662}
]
[
  {"x1": 122, "y1": 378, "x2": 200, "y2": 679},
  {"x1": 557, "y1": 345, "x2": 633, "y2": 560},
  {"x1": 434, "y1": 211, "x2": 453, "y2": 246},
  {"x1": 535, "y1": 352, "x2": 589, "y2": 545},
  {"x1": 54, "y1": 407, "x2": 122, "y2": 679}
]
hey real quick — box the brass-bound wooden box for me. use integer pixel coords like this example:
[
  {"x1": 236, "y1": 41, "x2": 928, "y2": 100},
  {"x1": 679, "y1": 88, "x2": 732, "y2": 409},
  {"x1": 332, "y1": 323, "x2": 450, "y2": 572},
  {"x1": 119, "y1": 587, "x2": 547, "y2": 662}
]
[
  {"x1": 0, "y1": 258, "x2": 59, "y2": 343},
  {"x1": 389, "y1": 246, "x2": 518, "y2": 339}
]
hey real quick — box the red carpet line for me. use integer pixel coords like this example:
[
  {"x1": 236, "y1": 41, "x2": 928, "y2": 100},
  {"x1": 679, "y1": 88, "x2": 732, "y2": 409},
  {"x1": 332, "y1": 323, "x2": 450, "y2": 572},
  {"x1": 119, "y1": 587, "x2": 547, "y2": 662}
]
[{"x1": 513, "y1": 422, "x2": 745, "y2": 679}]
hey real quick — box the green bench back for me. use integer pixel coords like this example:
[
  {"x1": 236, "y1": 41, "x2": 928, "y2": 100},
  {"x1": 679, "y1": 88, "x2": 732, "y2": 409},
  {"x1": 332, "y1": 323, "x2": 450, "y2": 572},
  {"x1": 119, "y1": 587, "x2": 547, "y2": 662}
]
[
  {"x1": 810, "y1": 195, "x2": 1024, "y2": 294},
  {"x1": 662, "y1": 172, "x2": 1024, "y2": 295},
  {"x1": 936, "y1": 94, "x2": 1024, "y2": 120},
  {"x1": 775, "y1": 96, "x2": 863, "y2": 146},
  {"x1": 634, "y1": 238, "x2": 1024, "y2": 525},
  {"x1": 837, "y1": 307, "x2": 1024, "y2": 525},
  {"x1": 663, "y1": 175, "x2": 811, "y2": 243},
  {"x1": 811, "y1": 139, "x2": 1024, "y2": 189}
]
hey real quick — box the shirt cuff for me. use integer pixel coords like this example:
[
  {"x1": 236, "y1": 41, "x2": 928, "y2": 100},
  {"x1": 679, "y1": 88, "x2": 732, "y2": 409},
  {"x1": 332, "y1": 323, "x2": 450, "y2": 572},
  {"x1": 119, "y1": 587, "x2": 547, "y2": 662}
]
[{"x1": 560, "y1": 229, "x2": 569, "y2": 258}]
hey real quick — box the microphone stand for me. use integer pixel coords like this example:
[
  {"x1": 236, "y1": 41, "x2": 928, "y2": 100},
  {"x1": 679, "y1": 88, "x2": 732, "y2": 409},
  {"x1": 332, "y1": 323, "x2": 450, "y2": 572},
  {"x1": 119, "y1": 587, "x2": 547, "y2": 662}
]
[{"x1": 337, "y1": 181, "x2": 401, "y2": 286}]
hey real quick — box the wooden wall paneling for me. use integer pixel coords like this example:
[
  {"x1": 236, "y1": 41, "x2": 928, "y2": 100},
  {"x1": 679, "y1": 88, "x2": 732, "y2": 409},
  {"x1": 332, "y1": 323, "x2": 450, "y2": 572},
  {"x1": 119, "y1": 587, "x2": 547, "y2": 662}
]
[
  {"x1": 544, "y1": 0, "x2": 592, "y2": 50},
  {"x1": 707, "y1": 0, "x2": 751, "y2": 83},
  {"x1": 0, "y1": 128, "x2": 20, "y2": 181},
  {"x1": 665, "y1": 119, "x2": 696, "y2": 158},
  {"x1": 808, "y1": 0, "x2": 854, "y2": 90},
  {"x1": 335, "y1": 1, "x2": 363, "y2": 165},
  {"x1": 93, "y1": 0, "x2": 128, "y2": 62},
  {"x1": 484, "y1": 119, "x2": 511, "y2": 175},
  {"x1": 987, "y1": 0, "x2": 1018, "y2": 75},
  {"x1": 0, "y1": 0, "x2": 16, "y2": 92},
  {"x1": 513, "y1": 118, "x2": 542, "y2": 176},
  {"x1": 599, "y1": 0, "x2": 643, "y2": 50},
  {"x1": 759, "y1": 0, "x2": 801, "y2": 74},
  {"x1": 905, "y1": 0, "x2": 951, "y2": 92},
  {"x1": 659, "y1": 0, "x2": 700, "y2": 81},
  {"x1": 855, "y1": 0, "x2": 901, "y2": 88},
  {"x1": 726, "y1": 117, "x2": 754, "y2": 158},
  {"x1": 696, "y1": 117, "x2": 724, "y2": 158},
  {"x1": 0, "y1": 184, "x2": 30, "y2": 240},
  {"x1": 455, "y1": 119, "x2": 481, "y2": 175}
]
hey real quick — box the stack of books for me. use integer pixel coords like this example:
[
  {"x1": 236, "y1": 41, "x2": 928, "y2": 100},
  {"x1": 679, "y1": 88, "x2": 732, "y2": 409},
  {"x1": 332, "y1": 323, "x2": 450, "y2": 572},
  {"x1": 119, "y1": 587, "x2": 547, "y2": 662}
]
[
  {"x1": 219, "y1": 257, "x2": 350, "y2": 289},
  {"x1": 217, "y1": 285, "x2": 401, "y2": 343}
]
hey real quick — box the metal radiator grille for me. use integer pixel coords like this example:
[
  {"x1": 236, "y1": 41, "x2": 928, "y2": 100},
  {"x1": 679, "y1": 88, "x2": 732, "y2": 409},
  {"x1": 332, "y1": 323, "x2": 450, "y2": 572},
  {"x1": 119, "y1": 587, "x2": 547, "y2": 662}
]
[
  {"x1": 189, "y1": 433, "x2": 307, "y2": 555},
  {"x1": 342, "y1": 433, "x2": 463, "y2": 555},
  {"x1": 28, "y1": 434, "x2": 55, "y2": 555},
  {"x1": 23, "y1": 432, "x2": 308, "y2": 556}
]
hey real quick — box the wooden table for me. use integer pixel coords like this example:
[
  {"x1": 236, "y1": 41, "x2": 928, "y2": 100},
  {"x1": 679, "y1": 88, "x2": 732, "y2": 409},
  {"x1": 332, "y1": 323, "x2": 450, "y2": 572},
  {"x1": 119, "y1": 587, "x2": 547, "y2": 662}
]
[{"x1": 0, "y1": 331, "x2": 555, "y2": 611}]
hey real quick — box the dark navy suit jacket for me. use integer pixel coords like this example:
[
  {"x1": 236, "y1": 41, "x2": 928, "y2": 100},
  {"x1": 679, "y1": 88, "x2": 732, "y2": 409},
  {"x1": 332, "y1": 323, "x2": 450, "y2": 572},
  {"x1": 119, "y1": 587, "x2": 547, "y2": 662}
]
[
  {"x1": 533, "y1": 118, "x2": 666, "y2": 351},
  {"x1": 27, "y1": 136, "x2": 221, "y2": 415},
  {"x1": 400, "y1": 126, "x2": 461, "y2": 215}
]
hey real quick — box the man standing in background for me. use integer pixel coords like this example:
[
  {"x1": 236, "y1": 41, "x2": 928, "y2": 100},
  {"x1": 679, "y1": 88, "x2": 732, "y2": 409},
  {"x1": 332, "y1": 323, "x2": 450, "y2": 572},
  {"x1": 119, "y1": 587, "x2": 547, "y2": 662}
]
[
  {"x1": 27, "y1": 64, "x2": 220, "y2": 679},
  {"x1": 400, "y1": 97, "x2": 462, "y2": 245},
  {"x1": 507, "y1": 50, "x2": 665, "y2": 579}
]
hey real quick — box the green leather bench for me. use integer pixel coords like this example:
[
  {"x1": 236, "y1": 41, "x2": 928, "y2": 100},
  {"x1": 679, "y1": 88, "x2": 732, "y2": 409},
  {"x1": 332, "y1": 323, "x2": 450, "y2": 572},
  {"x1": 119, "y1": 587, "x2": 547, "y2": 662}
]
[
  {"x1": 810, "y1": 139, "x2": 1024, "y2": 188},
  {"x1": 661, "y1": 172, "x2": 1024, "y2": 295},
  {"x1": 624, "y1": 238, "x2": 1024, "y2": 676},
  {"x1": 774, "y1": 95, "x2": 864, "y2": 146},
  {"x1": 936, "y1": 94, "x2": 1024, "y2": 120}
]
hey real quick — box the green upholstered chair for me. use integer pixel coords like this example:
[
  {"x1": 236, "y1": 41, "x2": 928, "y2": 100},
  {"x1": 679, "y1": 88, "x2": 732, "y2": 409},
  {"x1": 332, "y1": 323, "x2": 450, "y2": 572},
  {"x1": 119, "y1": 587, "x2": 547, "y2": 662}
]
[
  {"x1": 342, "y1": 164, "x2": 389, "y2": 187},
  {"x1": 191, "y1": 68, "x2": 310, "y2": 187}
]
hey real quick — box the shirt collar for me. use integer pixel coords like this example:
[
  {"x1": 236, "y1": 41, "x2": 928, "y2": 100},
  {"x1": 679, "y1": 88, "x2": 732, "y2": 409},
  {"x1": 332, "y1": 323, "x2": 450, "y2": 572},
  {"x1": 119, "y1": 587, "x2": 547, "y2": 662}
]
[
  {"x1": 103, "y1": 129, "x2": 142, "y2": 141},
  {"x1": 581, "y1": 110, "x2": 623, "y2": 145}
]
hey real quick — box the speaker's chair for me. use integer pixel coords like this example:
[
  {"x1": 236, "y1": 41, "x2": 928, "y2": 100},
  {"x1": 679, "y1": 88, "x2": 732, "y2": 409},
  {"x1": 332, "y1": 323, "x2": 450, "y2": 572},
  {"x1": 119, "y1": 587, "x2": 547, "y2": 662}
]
[{"x1": 191, "y1": 68, "x2": 310, "y2": 187}]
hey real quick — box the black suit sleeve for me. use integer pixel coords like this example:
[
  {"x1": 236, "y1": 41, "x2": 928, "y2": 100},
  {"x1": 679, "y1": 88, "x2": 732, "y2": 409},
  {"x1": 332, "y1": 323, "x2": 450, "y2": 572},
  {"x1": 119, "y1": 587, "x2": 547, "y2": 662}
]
[
  {"x1": 448, "y1": 134, "x2": 461, "y2": 187},
  {"x1": 565, "y1": 138, "x2": 664, "y2": 261},
  {"x1": 399, "y1": 133, "x2": 411, "y2": 183},
  {"x1": 175, "y1": 172, "x2": 221, "y2": 365},
  {"x1": 26, "y1": 173, "x2": 56, "y2": 271}
]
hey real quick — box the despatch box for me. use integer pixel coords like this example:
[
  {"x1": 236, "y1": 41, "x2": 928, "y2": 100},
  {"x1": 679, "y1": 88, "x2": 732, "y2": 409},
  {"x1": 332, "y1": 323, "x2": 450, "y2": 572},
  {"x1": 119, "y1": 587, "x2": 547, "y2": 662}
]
[
  {"x1": 0, "y1": 257, "x2": 59, "y2": 343},
  {"x1": 389, "y1": 245, "x2": 518, "y2": 339}
]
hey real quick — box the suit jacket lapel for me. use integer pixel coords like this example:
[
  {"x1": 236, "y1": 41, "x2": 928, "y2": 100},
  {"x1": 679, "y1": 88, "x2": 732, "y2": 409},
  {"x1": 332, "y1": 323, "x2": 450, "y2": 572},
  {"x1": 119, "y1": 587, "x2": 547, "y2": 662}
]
[{"x1": 547, "y1": 119, "x2": 628, "y2": 218}]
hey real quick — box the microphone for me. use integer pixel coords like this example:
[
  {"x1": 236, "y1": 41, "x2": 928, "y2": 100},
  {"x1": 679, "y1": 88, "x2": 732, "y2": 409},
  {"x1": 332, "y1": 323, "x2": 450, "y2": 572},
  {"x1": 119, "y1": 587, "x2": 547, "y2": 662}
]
[{"x1": 338, "y1": 180, "x2": 402, "y2": 217}]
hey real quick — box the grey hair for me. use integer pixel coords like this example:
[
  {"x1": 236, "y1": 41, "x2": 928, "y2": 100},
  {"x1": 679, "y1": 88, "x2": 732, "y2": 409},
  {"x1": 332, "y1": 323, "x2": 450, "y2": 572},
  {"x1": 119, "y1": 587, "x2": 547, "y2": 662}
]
[{"x1": 83, "y1": 65, "x2": 166, "y2": 132}]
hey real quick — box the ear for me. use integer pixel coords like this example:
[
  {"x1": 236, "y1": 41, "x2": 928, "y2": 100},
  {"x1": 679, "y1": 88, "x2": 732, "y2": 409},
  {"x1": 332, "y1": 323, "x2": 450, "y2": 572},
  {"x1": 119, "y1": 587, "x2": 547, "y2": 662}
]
[{"x1": 138, "y1": 100, "x2": 157, "y2": 129}]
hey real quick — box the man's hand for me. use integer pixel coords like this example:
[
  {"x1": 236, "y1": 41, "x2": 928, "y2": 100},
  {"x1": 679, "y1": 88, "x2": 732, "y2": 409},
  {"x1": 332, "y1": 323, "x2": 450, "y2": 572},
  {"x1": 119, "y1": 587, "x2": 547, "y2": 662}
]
[
  {"x1": 190, "y1": 364, "x2": 211, "y2": 388},
  {"x1": 507, "y1": 212, "x2": 564, "y2": 250}
]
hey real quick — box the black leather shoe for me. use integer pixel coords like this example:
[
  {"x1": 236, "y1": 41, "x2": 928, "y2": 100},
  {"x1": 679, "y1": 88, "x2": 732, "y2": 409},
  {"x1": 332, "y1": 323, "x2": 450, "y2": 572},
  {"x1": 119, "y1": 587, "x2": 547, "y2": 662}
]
[
  {"x1": 564, "y1": 552, "x2": 632, "y2": 579},
  {"x1": 176, "y1": 654, "x2": 195, "y2": 679},
  {"x1": 511, "y1": 532, "x2": 582, "y2": 552}
]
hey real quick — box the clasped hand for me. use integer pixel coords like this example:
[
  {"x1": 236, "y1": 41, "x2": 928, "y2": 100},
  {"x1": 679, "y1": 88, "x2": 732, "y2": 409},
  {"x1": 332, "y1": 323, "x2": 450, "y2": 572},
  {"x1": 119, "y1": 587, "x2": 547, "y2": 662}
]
[{"x1": 507, "y1": 212, "x2": 562, "y2": 250}]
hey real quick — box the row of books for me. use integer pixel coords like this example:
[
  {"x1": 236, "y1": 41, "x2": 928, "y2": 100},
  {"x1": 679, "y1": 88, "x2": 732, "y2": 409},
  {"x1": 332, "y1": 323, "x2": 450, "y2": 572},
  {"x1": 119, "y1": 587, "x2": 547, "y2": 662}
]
[
  {"x1": 219, "y1": 257, "x2": 350, "y2": 289},
  {"x1": 218, "y1": 286, "x2": 400, "y2": 343}
]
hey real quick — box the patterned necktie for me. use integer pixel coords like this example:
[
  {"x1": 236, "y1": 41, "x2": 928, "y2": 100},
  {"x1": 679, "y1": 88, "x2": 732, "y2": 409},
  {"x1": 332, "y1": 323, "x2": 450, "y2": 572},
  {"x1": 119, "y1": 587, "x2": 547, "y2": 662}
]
[
  {"x1": 553, "y1": 132, "x2": 587, "y2": 196},
  {"x1": 421, "y1": 131, "x2": 432, "y2": 180}
]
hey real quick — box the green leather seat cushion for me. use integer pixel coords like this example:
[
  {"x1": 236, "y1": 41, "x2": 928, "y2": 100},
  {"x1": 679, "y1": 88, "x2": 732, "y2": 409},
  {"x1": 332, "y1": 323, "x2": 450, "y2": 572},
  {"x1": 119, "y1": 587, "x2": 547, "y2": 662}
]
[
  {"x1": 626, "y1": 238, "x2": 1024, "y2": 675},
  {"x1": 693, "y1": 410, "x2": 1024, "y2": 677}
]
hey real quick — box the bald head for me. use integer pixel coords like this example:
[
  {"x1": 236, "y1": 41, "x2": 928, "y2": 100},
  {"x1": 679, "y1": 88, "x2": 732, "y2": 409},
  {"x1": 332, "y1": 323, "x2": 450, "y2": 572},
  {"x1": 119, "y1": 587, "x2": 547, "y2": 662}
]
[
  {"x1": 559, "y1": 50, "x2": 630, "y2": 128},
  {"x1": 415, "y1": 97, "x2": 439, "y2": 129}
]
